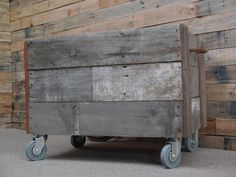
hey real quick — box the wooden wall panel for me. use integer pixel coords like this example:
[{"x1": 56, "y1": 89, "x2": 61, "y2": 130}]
[
  {"x1": 0, "y1": 0, "x2": 11, "y2": 128},
  {"x1": 8, "y1": 0, "x2": 236, "y2": 150}
]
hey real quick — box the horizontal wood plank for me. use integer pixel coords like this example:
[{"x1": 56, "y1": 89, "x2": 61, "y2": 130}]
[
  {"x1": 78, "y1": 101, "x2": 182, "y2": 137},
  {"x1": 29, "y1": 102, "x2": 77, "y2": 134},
  {"x1": 205, "y1": 47, "x2": 236, "y2": 67},
  {"x1": 10, "y1": 0, "x2": 46, "y2": 11},
  {"x1": 200, "y1": 135, "x2": 236, "y2": 150},
  {"x1": 206, "y1": 64, "x2": 236, "y2": 84},
  {"x1": 198, "y1": 29, "x2": 236, "y2": 50},
  {"x1": 29, "y1": 67, "x2": 93, "y2": 102},
  {"x1": 207, "y1": 101, "x2": 236, "y2": 118},
  {"x1": 0, "y1": 32, "x2": 10, "y2": 42},
  {"x1": 27, "y1": 26, "x2": 181, "y2": 69},
  {"x1": 196, "y1": 0, "x2": 236, "y2": 17},
  {"x1": 189, "y1": 10, "x2": 236, "y2": 34},
  {"x1": 0, "y1": 72, "x2": 12, "y2": 93},
  {"x1": 10, "y1": 0, "x2": 85, "y2": 21},
  {"x1": 0, "y1": 42, "x2": 10, "y2": 52},
  {"x1": 93, "y1": 63, "x2": 182, "y2": 101},
  {"x1": 207, "y1": 84, "x2": 236, "y2": 101},
  {"x1": 11, "y1": 0, "x2": 99, "y2": 31},
  {"x1": 99, "y1": 0, "x2": 132, "y2": 8},
  {"x1": 216, "y1": 118, "x2": 236, "y2": 136}
]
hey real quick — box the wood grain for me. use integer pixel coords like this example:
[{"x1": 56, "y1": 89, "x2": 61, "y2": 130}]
[
  {"x1": 206, "y1": 64, "x2": 236, "y2": 84},
  {"x1": 207, "y1": 84, "x2": 236, "y2": 101},
  {"x1": 205, "y1": 47, "x2": 236, "y2": 67},
  {"x1": 216, "y1": 118, "x2": 236, "y2": 136},
  {"x1": 78, "y1": 101, "x2": 182, "y2": 138},
  {"x1": 207, "y1": 101, "x2": 236, "y2": 118},
  {"x1": 27, "y1": 26, "x2": 181, "y2": 69},
  {"x1": 198, "y1": 29, "x2": 236, "y2": 50},
  {"x1": 29, "y1": 67, "x2": 92, "y2": 102},
  {"x1": 92, "y1": 63, "x2": 182, "y2": 101},
  {"x1": 29, "y1": 102, "x2": 77, "y2": 134},
  {"x1": 196, "y1": 0, "x2": 236, "y2": 17}
]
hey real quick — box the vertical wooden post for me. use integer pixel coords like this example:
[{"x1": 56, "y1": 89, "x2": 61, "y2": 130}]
[
  {"x1": 180, "y1": 24, "x2": 192, "y2": 138},
  {"x1": 198, "y1": 53, "x2": 207, "y2": 128},
  {"x1": 24, "y1": 41, "x2": 30, "y2": 133}
]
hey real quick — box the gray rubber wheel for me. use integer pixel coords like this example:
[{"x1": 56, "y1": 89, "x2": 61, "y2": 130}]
[
  {"x1": 70, "y1": 135, "x2": 86, "y2": 148},
  {"x1": 160, "y1": 144, "x2": 181, "y2": 169},
  {"x1": 26, "y1": 140, "x2": 47, "y2": 161},
  {"x1": 183, "y1": 133, "x2": 198, "y2": 152}
]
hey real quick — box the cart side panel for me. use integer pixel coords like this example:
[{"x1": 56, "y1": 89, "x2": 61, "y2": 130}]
[
  {"x1": 29, "y1": 67, "x2": 93, "y2": 102},
  {"x1": 27, "y1": 26, "x2": 181, "y2": 70},
  {"x1": 92, "y1": 62, "x2": 182, "y2": 101},
  {"x1": 78, "y1": 101, "x2": 182, "y2": 138},
  {"x1": 29, "y1": 102, "x2": 78, "y2": 135},
  {"x1": 28, "y1": 62, "x2": 182, "y2": 102}
]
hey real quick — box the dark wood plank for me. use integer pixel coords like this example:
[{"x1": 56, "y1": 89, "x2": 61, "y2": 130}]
[
  {"x1": 92, "y1": 62, "x2": 182, "y2": 101},
  {"x1": 207, "y1": 101, "x2": 236, "y2": 118},
  {"x1": 206, "y1": 64, "x2": 236, "y2": 84},
  {"x1": 200, "y1": 135, "x2": 236, "y2": 150},
  {"x1": 180, "y1": 24, "x2": 192, "y2": 137},
  {"x1": 216, "y1": 118, "x2": 236, "y2": 136},
  {"x1": 29, "y1": 102, "x2": 77, "y2": 135},
  {"x1": 29, "y1": 67, "x2": 92, "y2": 102},
  {"x1": 27, "y1": 26, "x2": 181, "y2": 69},
  {"x1": 24, "y1": 42, "x2": 30, "y2": 133},
  {"x1": 78, "y1": 101, "x2": 182, "y2": 138}
]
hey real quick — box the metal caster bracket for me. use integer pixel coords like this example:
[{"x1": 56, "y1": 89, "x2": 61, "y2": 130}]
[
  {"x1": 169, "y1": 139, "x2": 182, "y2": 162},
  {"x1": 33, "y1": 136, "x2": 45, "y2": 156}
]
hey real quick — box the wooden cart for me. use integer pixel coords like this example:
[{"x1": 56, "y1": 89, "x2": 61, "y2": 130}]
[{"x1": 24, "y1": 24, "x2": 207, "y2": 168}]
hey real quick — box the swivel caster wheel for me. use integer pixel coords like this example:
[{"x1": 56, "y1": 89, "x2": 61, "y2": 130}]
[
  {"x1": 160, "y1": 144, "x2": 181, "y2": 169},
  {"x1": 26, "y1": 136, "x2": 47, "y2": 161},
  {"x1": 70, "y1": 135, "x2": 86, "y2": 148},
  {"x1": 183, "y1": 132, "x2": 198, "y2": 152}
]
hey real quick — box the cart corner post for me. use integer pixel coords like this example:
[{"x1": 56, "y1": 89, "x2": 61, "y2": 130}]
[
  {"x1": 24, "y1": 41, "x2": 30, "y2": 133},
  {"x1": 180, "y1": 24, "x2": 192, "y2": 138}
]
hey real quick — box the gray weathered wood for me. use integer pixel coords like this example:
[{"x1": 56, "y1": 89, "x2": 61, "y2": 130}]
[
  {"x1": 180, "y1": 24, "x2": 192, "y2": 137},
  {"x1": 92, "y1": 62, "x2": 182, "y2": 101},
  {"x1": 78, "y1": 101, "x2": 182, "y2": 138},
  {"x1": 191, "y1": 66, "x2": 199, "y2": 98},
  {"x1": 27, "y1": 26, "x2": 181, "y2": 70},
  {"x1": 196, "y1": 0, "x2": 236, "y2": 17},
  {"x1": 198, "y1": 29, "x2": 236, "y2": 50},
  {"x1": 29, "y1": 67, "x2": 92, "y2": 102},
  {"x1": 207, "y1": 101, "x2": 236, "y2": 118},
  {"x1": 198, "y1": 53, "x2": 207, "y2": 127},
  {"x1": 29, "y1": 101, "x2": 183, "y2": 137},
  {"x1": 29, "y1": 102, "x2": 78, "y2": 135},
  {"x1": 191, "y1": 97, "x2": 201, "y2": 131}
]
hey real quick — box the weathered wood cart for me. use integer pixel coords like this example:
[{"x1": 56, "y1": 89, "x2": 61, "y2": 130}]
[{"x1": 24, "y1": 24, "x2": 206, "y2": 168}]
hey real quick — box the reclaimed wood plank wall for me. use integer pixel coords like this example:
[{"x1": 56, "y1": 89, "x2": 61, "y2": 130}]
[
  {"x1": 5, "y1": 0, "x2": 236, "y2": 150},
  {"x1": 0, "y1": 0, "x2": 11, "y2": 128}
]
